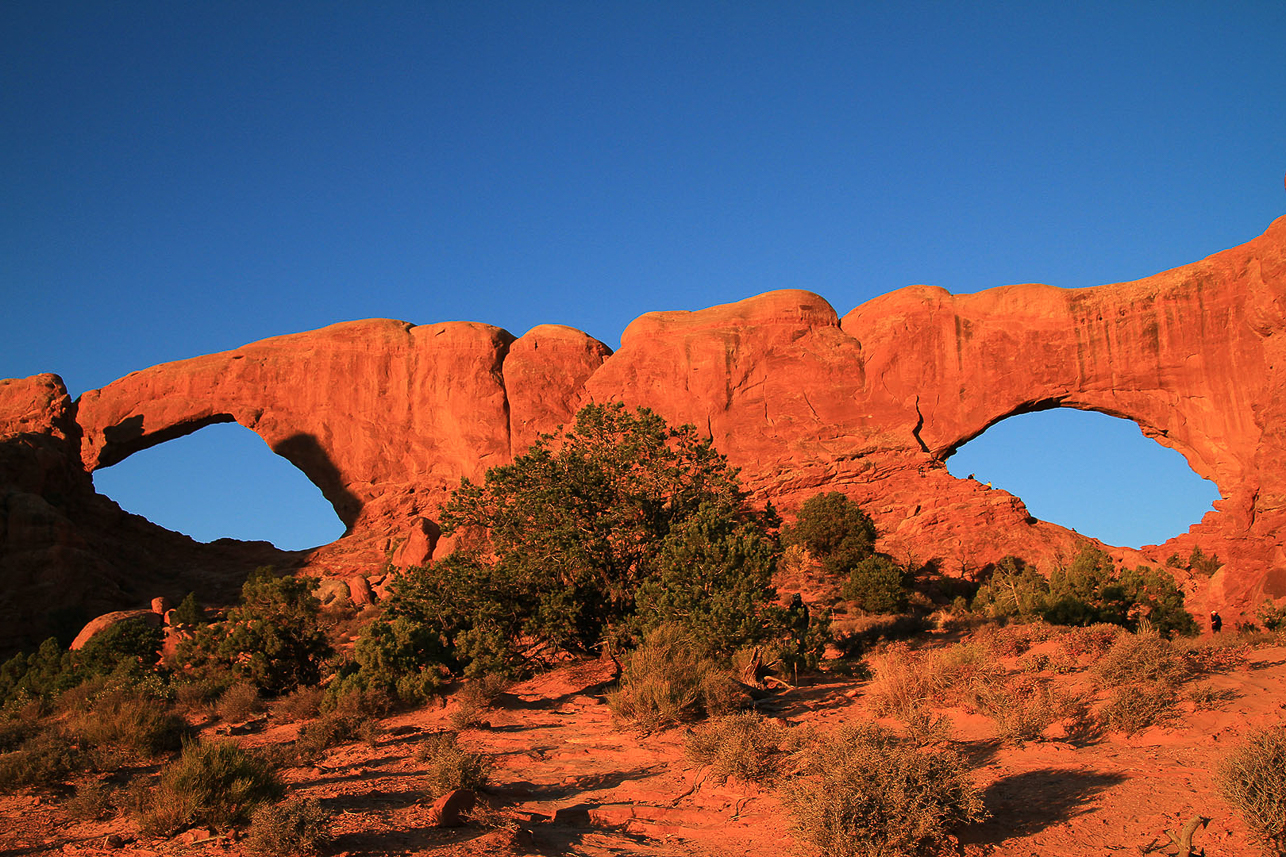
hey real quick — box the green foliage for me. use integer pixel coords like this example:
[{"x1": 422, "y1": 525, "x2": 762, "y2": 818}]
[
  {"x1": 841, "y1": 554, "x2": 909, "y2": 614},
  {"x1": 971, "y1": 548, "x2": 1196, "y2": 637},
  {"x1": 0, "y1": 728, "x2": 82, "y2": 792},
  {"x1": 172, "y1": 592, "x2": 206, "y2": 627},
  {"x1": 246, "y1": 797, "x2": 334, "y2": 857},
  {"x1": 138, "y1": 738, "x2": 284, "y2": 835},
  {"x1": 0, "y1": 638, "x2": 76, "y2": 703},
  {"x1": 608, "y1": 623, "x2": 744, "y2": 728},
  {"x1": 783, "y1": 492, "x2": 878, "y2": 574},
  {"x1": 782, "y1": 722, "x2": 987, "y2": 857},
  {"x1": 1256, "y1": 600, "x2": 1286, "y2": 632},
  {"x1": 371, "y1": 403, "x2": 822, "y2": 679},
  {"x1": 1219, "y1": 725, "x2": 1286, "y2": 852},
  {"x1": 74, "y1": 618, "x2": 163, "y2": 678},
  {"x1": 633, "y1": 501, "x2": 787, "y2": 654},
  {"x1": 971, "y1": 557, "x2": 1050, "y2": 620},
  {"x1": 1188, "y1": 545, "x2": 1222, "y2": 577},
  {"x1": 176, "y1": 568, "x2": 332, "y2": 696}
]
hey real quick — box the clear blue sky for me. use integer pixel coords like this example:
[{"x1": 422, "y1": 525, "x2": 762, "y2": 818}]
[{"x1": 3, "y1": 2, "x2": 1282, "y2": 551}]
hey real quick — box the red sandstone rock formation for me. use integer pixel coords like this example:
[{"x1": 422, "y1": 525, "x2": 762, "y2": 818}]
[{"x1": 4, "y1": 215, "x2": 1286, "y2": 646}]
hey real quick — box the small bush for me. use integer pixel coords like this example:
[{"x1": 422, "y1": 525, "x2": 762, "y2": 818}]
[
  {"x1": 0, "y1": 728, "x2": 82, "y2": 792},
  {"x1": 65, "y1": 778, "x2": 116, "y2": 821},
  {"x1": 64, "y1": 688, "x2": 189, "y2": 759},
  {"x1": 841, "y1": 554, "x2": 909, "y2": 614},
  {"x1": 415, "y1": 732, "x2": 490, "y2": 798},
  {"x1": 449, "y1": 674, "x2": 507, "y2": 729},
  {"x1": 685, "y1": 713, "x2": 793, "y2": 784},
  {"x1": 246, "y1": 797, "x2": 334, "y2": 857},
  {"x1": 216, "y1": 682, "x2": 265, "y2": 723},
  {"x1": 608, "y1": 624, "x2": 744, "y2": 729},
  {"x1": 1101, "y1": 681, "x2": 1179, "y2": 734},
  {"x1": 1219, "y1": 725, "x2": 1286, "y2": 852},
  {"x1": 1186, "y1": 684, "x2": 1236, "y2": 711},
  {"x1": 973, "y1": 675, "x2": 1080, "y2": 744},
  {"x1": 1092, "y1": 629, "x2": 1188, "y2": 688},
  {"x1": 782, "y1": 722, "x2": 987, "y2": 857},
  {"x1": 173, "y1": 676, "x2": 231, "y2": 716},
  {"x1": 138, "y1": 739, "x2": 284, "y2": 835},
  {"x1": 1256, "y1": 600, "x2": 1286, "y2": 633},
  {"x1": 275, "y1": 686, "x2": 325, "y2": 722},
  {"x1": 291, "y1": 687, "x2": 389, "y2": 763},
  {"x1": 865, "y1": 642, "x2": 1001, "y2": 720}
]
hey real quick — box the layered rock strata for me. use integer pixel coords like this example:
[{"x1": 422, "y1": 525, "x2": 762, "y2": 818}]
[{"x1": 4, "y1": 215, "x2": 1286, "y2": 647}]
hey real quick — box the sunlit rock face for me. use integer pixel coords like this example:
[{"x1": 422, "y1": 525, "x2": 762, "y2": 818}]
[{"x1": 4, "y1": 214, "x2": 1286, "y2": 645}]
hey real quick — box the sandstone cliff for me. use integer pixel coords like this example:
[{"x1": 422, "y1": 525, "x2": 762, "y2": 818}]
[{"x1": 4, "y1": 216, "x2": 1285, "y2": 647}]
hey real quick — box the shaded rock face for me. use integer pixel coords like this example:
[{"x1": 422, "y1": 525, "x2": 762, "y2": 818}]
[{"x1": 4, "y1": 215, "x2": 1286, "y2": 645}]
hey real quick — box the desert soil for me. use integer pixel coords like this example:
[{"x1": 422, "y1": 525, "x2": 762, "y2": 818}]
[{"x1": 2, "y1": 642, "x2": 1283, "y2": 857}]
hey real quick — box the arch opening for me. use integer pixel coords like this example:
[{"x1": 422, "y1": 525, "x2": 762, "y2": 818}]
[
  {"x1": 91, "y1": 422, "x2": 347, "y2": 551},
  {"x1": 944, "y1": 408, "x2": 1220, "y2": 549}
]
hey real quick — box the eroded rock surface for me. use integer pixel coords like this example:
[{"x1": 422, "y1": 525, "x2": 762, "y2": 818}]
[{"x1": 4, "y1": 215, "x2": 1286, "y2": 645}]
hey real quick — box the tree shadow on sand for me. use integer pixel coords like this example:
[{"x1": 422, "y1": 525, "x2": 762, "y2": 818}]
[{"x1": 964, "y1": 768, "x2": 1127, "y2": 845}]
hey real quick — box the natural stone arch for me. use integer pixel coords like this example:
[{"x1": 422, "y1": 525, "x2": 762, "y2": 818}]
[{"x1": 942, "y1": 402, "x2": 1220, "y2": 546}]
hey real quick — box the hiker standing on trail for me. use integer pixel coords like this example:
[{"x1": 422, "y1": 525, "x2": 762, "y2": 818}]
[{"x1": 1210, "y1": 611, "x2": 1223, "y2": 633}]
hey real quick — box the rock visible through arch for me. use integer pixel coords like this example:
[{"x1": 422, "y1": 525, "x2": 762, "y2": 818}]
[{"x1": 3, "y1": 214, "x2": 1286, "y2": 646}]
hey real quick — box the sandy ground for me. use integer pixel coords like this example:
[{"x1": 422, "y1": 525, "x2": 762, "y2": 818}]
[{"x1": 3, "y1": 640, "x2": 1283, "y2": 857}]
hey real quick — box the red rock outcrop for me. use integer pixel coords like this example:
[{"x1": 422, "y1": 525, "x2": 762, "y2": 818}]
[{"x1": 4, "y1": 214, "x2": 1286, "y2": 645}]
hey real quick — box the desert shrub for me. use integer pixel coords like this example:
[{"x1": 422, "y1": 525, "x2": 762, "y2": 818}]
[
  {"x1": 782, "y1": 722, "x2": 986, "y2": 857},
  {"x1": 1186, "y1": 684, "x2": 1236, "y2": 711},
  {"x1": 173, "y1": 676, "x2": 231, "y2": 715},
  {"x1": 1219, "y1": 725, "x2": 1286, "y2": 852},
  {"x1": 0, "y1": 638, "x2": 78, "y2": 703},
  {"x1": 63, "y1": 687, "x2": 188, "y2": 758},
  {"x1": 415, "y1": 732, "x2": 491, "y2": 798},
  {"x1": 138, "y1": 738, "x2": 284, "y2": 835},
  {"x1": 608, "y1": 624, "x2": 744, "y2": 728},
  {"x1": 74, "y1": 618, "x2": 164, "y2": 679},
  {"x1": 1101, "y1": 681, "x2": 1180, "y2": 734},
  {"x1": 1188, "y1": 545, "x2": 1222, "y2": 577},
  {"x1": 975, "y1": 550, "x2": 1196, "y2": 637},
  {"x1": 172, "y1": 592, "x2": 206, "y2": 627},
  {"x1": 865, "y1": 642, "x2": 1001, "y2": 719},
  {"x1": 972, "y1": 675, "x2": 1080, "y2": 744},
  {"x1": 1092, "y1": 629, "x2": 1189, "y2": 688},
  {"x1": 246, "y1": 797, "x2": 334, "y2": 857},
  {"x1": 841, "y1": 554, "x2": 909, "y2": 614},
  {"x1": 1056, "y1": 623, "x2": 1125, "y2": 660},
  {"x1": 291, "y1": 688, "x2": 388, "y2": 763},
  {"x1": 971, "y1": 557, "x2": 1052, "y2": 621},
  {"x1": 0, "y1": 728, "x2": 82, "y2": 792},
  {"x1": 782, "y1": 492, "x2": 878, "y2": 575},
  {"x1": 1256, "y1": 600, "x2": 1286, "y2": 633},
  {"x1": 685, "y1": 712, "x2": 793, "y2": 784},
  {"x1": 65, "y1": 778, "x2": 116, "y2": 821},
  {"x1": 371, "y1": 404, "x2": 826, "y2": 681},
  {"x1": 449, "y1": 674, "x2": 507, "y2": 729},
  {"x1": 175, "y1": 567, "x2": 332, "y2": 696},
  {"x1": 275, "y1": 685, "x2": 325, "y2": 722},
  {"x1": 216, "y1": 682, "x2": 265, "y2": 723}
]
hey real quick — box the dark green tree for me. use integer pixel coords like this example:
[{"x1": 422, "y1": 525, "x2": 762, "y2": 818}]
[
  {"x1": 177, "y1": 567, "x2": 331, "y2": 695},
  {"x1": 369, "y1": 403, "x2": 818, "y2": 677},
  {"x1": 782, "y1": 492, "x2": 878, "y2": 577}
]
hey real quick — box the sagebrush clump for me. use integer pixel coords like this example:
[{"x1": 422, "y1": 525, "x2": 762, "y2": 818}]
[
  {"x1": 782, "y1": 722, "x2": 987, "y2": 857},
  {"x1": 1219, "y1": 725, "x2": 1286, "y2": 853},
  {"x1": 608, "y1": 623, "x2": 744, "y2": 728},
  {"x1": 138, "y1": 738, "x2": 284, "y2": 835},
  {"x1": 415, "y1": 731, "x2": 491, "y2": 798},
  {"x1": 685, "y1": 712, "x2": 795, "y2": 784}
]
